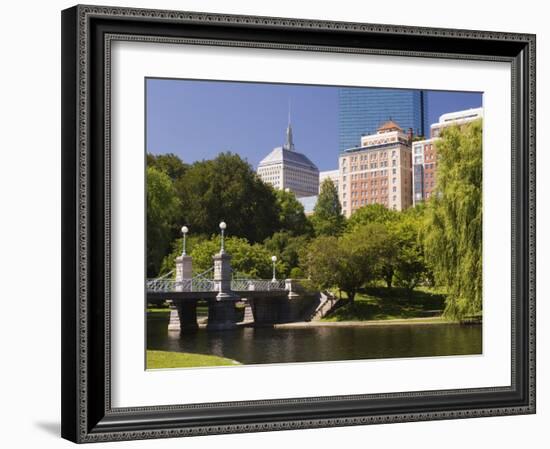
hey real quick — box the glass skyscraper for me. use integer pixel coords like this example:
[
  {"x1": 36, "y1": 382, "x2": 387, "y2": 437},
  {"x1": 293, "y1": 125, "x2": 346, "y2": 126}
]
[{"x1": 338, "y1": 88, "x2": 428, "y2": 152}]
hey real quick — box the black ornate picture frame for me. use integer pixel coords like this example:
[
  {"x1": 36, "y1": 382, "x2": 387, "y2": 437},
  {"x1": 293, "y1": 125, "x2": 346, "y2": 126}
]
[{"x1": 61, "y1": 4, "x2": 536, "y2": 443}]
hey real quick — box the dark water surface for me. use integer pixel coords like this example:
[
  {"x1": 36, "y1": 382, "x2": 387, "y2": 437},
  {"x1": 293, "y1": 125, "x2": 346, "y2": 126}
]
[{"x1": 147, "y1": 316, "x2": 482, "y2": 365}]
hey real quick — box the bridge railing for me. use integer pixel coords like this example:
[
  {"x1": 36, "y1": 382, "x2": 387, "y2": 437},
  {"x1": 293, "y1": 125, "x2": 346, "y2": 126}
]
[
  {"x1": 194, "y1": 267, "x2": 214, "y2": 280},
  {"x1": 146, "y1": 278, "x2": 290, "y2": 293},
  {"x1": 231, "y1": 279, "x2": 286, "y2": 292},
  {"x1": 146, "y1": 278, "x2": 215, "y2": 293}
]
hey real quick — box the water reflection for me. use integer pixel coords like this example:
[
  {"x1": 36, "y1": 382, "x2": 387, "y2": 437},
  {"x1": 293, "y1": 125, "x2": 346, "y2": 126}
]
[{"x1": 148, "y1": 315, "x2": 482, "y2": 365}]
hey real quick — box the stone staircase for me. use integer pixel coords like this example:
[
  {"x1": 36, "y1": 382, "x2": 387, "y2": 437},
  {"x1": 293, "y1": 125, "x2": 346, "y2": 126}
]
[
  {"x1": 309, "y1": 291, "x2": 342, "y2": 321},
  {"x1": 242, "y1": 303, "x2": 254, "y2": 323}
]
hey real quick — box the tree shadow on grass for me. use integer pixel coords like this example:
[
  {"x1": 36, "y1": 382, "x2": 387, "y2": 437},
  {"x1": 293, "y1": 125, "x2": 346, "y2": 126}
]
[{"x1": 326, "y1": 287, "x2": 445, "y2": 321}]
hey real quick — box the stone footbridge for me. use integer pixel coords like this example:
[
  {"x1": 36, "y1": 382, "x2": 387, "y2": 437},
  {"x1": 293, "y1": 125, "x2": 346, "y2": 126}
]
[{"x1": 147, "y1": 251, "x2": 337, "y2": 332}]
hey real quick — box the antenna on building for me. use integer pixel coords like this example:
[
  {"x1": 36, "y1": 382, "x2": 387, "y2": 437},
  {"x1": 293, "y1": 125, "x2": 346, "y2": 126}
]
[
  {"x1": 284, "y1": 98, "x2": 295, "y2": 151},
  {"x1": 288, "y1": 98, "x2": 291, "y2": 126}
]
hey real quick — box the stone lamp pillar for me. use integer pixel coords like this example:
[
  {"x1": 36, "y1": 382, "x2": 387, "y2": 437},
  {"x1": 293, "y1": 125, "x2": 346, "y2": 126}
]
[
  {"x1": 208, "y1": 251, "x2": 239, "y2": 331},
  {"x1": 175, "y1": 254, "x2": 192, "y2": 290},
  {"x1": 169, "y1": 251, "x2": 198, "y2": 333}
]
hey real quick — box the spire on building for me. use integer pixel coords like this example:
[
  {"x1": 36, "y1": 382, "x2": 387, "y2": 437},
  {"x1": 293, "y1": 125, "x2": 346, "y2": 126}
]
[{"x1": 283, "y1": 100, "x2": 295, "y2": 151}]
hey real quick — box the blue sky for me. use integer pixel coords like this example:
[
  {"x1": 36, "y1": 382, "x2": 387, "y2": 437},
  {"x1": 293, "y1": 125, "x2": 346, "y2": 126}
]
[{"x1": 146, "y1": 79, "x2": 482, "y2": 171}]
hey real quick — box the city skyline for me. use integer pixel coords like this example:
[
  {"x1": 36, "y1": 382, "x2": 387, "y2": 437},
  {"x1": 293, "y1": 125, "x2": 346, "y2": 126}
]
[{"x1": 146, "y1": 78, "x2": 482, "y2": 171}]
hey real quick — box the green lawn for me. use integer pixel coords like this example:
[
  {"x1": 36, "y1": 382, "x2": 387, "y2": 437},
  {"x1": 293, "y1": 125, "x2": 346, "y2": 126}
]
[
  {"x1": 147, "y1": 306, "x2": 209, "y2": 317},
  {"x1": 323, "y1": 286, "x2": 447, "y2": 322},
  {"x1": 146, "y1": 350, "x2": 240, "y2": 369},
  {"x1": 147, "y1": 304, "x2": 245, "y2": 320},
  {"x1": 147, "y1": 308, "x2": 171, "y2": 314}
]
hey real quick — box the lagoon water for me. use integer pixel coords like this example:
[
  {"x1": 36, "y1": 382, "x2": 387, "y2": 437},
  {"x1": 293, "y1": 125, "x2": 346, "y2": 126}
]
[{"x1": 147, "y1": 315, "x2": 482, "y2": 365}]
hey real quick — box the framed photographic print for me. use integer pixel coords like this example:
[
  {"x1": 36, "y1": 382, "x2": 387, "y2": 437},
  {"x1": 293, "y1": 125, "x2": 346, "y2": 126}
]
[{"x1": 61, "y1": 4, "x2": 536, "y2": 443}]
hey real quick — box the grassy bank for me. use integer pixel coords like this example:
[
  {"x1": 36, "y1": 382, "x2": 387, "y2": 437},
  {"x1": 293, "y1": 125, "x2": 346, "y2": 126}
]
[
  {"x1": 147, "y1": 308, "x2": 170, "y2": 315},
  {"x1": 147, "y1": 306, "x2": 209, "y2": 317},
  {"x1": 323, "y1": 286, "x2": 448, "y2": 322},
  {"x1": 147, "y1": 350, "x2": 240, "y2": 369},
  {"x1": 147, "y1": 303, "x2": 246, "y2": 321}
]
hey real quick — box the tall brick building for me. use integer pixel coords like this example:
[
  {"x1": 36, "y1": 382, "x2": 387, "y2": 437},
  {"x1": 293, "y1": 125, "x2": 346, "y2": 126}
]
[{"x1": 339, "y1": 120, "x2": 413, "y2": 217}]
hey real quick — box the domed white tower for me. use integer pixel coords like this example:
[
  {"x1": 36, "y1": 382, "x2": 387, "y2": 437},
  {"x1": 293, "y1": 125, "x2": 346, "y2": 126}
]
[{"x1": 257, "y1": 112, "x2": 319, "y2": 198}]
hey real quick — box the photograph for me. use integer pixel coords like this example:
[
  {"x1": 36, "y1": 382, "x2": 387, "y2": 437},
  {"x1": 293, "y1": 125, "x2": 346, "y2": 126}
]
[{"x1": 145, "y1": 79, "x2": 484, "y2": 370}]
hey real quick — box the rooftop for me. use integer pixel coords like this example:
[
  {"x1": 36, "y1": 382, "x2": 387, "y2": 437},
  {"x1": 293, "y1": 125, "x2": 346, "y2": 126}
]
[
  {"x1": 258, "y1": 118, "x2": 319, "y2": 172},
  {"x1": 434, "y1": 107, "x2": 484, "y2": 126},
  {"x1": 377, "y1": 120, "x2": 403, "y2": 133},
  {"x1": 258, "y1": 147, "x2": 319, "y2": 171},
  {"x1": 319, "y1": 169, "x2": 339, "y2": 177}
]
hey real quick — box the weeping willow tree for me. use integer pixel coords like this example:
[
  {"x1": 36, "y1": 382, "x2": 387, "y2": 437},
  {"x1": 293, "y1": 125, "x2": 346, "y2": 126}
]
[{"x1": 424, "y1": 119, "x2": 482, "y2": 320}]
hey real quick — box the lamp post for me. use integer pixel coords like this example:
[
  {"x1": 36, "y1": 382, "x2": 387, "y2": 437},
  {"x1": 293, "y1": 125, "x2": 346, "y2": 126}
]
[
  {"x1": 271, "y1": 255, "x2": 277, "y2": 282},
  {"x1": 219, "y1": 221, "x2": 227, "y2": 254},
  {"x1": 181, "y1": 225, "x2": 188, "y2": 256}
]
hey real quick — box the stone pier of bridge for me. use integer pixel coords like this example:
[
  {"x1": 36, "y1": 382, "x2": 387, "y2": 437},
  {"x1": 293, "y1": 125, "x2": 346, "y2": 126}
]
[
  {"x1": 169, "y1": 253, "x2": 198, "y2": 333},
  {"x1": 207, "y1": 251, "x2": 240, "y2": 331}
]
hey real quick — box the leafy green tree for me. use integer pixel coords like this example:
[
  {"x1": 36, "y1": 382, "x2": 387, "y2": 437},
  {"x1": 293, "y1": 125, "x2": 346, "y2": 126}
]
[
  {"x1": 158, "y1": 233, "x2": 208, "y2": 276},
  {"x1": 338, "y1": 224, "x2": 390, "y2": 301},
  {"x1": 160, "y1": 235, "x2": 285, "y2": 279},
  {"x1": 301, "y1": 224, "x2": 387, "y2": 303},
  {"x1": 424, "y1": 120, "x2": 483, "y2": 319},
  {"x1": 289, "y1": 267, "x2": 304, "y2": 278},
  {"x1": 310, "y1": 178, "x2": 345, "y2": 236},
  {"x1": 274, "y1": 189, "x2": 313, "y2": 236},
  {"x1": 300, "y1": 235, "x2": 341, "y2": 291},
  {"x1": 263, "y1": 231, "x2": 310, "y2": 277},
  {"x1": 391, "y1": 214, "x2": 427, "y2": 294},
  {"x1": 192, "y1": 236, "x2": 283, "y2": 279},
  {"x1": 147, "y1": 167, "x2": 181, "y2": 277},
  {"x1": 346, "y1": 205, "x2": 399, "y2": 288},
  {"x1": 147, "y1": 153, "x2": 189, "y2": 181},
  {"x1": 176, "y1": 152, "x2": 279, "y2": 243},
  {"x1": 369, "y1": 227, "x2": 398, "y2": 288},
  {"x1": 346, "y1": 203, "x2": 398, "y2": 230}
]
